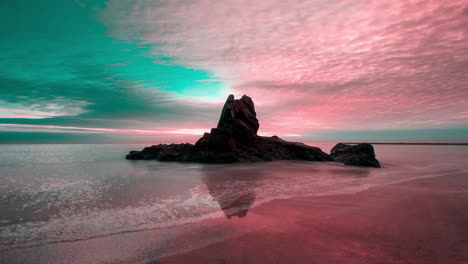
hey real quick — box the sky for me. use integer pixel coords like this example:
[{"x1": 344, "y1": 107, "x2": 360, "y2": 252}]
[{"x1": 1, "y1": 0, "x2": 468, "y2": 143}]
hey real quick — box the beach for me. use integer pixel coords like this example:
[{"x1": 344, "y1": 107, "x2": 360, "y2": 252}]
[
  {"x1": 160, "y1": 173, "x2": 468, "y2": 264},
  {"x1": 2, "y1": 171, "x2": 468, "y2": 264}
]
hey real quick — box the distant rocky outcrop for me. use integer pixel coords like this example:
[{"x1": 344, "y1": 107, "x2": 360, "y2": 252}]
[
  {"x1": 330, "y1": 143, "x2": 381, "y2": 168},
  {"x1": 126, "y1": 143, "x2": 193, "y2": 161},
  {"x1": 126, "y1": 95, "x2": 380, "y2": 167}
]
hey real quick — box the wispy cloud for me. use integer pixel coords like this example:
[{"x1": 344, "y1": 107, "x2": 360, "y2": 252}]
[{"x1": 0, "y1": 98, "x2": 90, "y2": 119}]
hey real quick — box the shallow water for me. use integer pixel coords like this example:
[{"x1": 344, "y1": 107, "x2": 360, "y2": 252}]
[{"x1": 0, "y1": 143, "x2": 467, "y2": 251}]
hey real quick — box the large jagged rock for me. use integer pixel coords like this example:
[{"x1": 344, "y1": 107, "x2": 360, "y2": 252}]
[
  {"x1": 330, "y1": 143, "x2": 381, "y2": 168},
  {"x1": 218, "y1": 95, "x2": 259, "y2": 139},
  {"x1": 126, "y1": 94, "x2": 335, "y2": 163},
  {"x1": 194, "y1": 95, "x2": 259, "y2": 153}
]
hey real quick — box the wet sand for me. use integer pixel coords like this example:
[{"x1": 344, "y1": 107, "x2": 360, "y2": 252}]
[
  {"x1": 2, "y1": 173, "x2": 468, "y2": 264},
  {"x1": 159, "y1": 173, "x2": 468, "y2": 264}
]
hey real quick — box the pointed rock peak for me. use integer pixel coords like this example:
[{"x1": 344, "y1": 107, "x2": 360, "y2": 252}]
[
  {"x1": 240, "y1": 95, "x2": 255, "y2": 112},
  {"x1": 217, "y1": 94, "x2": 259, "y2": 136},
  {"x1": 219, "y1": 94, "x2": 235, "y2": 120}
]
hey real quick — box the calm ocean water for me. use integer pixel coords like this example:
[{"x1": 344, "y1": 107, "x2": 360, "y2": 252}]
[{"x1": 0, "y1": 143, "x2": 467, "y2": 251}]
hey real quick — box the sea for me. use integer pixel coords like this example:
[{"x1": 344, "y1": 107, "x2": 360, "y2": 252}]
[{"x1": 1, "y1": 143, "x2": 467, "y2": 253}]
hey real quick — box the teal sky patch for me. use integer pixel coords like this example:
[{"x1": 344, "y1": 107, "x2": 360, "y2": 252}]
[{"x1": 0, "y1": 0, "x2": 227, "y2": 126}]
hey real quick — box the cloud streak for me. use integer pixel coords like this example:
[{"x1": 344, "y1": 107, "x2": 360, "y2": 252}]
[
  {"x1": 0, "y1": 124, "x2": 300, "y2": 141},
  {"x1": 0, "y1": 98, "x2": 90, "y2": 119},
  {"x1": 0, "y1": 123, "x2": 209, "y2": 135}
]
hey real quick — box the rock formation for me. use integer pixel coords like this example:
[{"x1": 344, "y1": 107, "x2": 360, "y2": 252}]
[
  {"x1": 330, "y1": 143, "x2": 381, "y2": 168},
  {"x1": 126, "y1": 94, "x2": 380, "y2": 167}
]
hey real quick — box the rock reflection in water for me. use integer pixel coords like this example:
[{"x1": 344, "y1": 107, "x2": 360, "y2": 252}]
[{"x1": 201, "y1": 165, "x2": 263, "y2": 219}]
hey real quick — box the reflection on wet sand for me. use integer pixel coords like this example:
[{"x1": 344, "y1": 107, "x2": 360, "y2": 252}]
[
  {"x1": 201, "y1": 165, "x2": 264, "y2": 219},
  {"x1": 328, "y1": 168, "x2": 370, "y2": 177}
]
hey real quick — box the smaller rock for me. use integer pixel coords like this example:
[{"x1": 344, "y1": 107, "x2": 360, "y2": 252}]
[
  {"x1": 126, "y1": 143, "x2": 193, "y2": 161},
  {"x1": 330, "y1": 143, "x2": 381, "y2": 168}
]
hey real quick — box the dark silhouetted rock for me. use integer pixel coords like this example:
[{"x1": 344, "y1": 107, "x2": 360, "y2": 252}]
[
  {"x1": 330, "y1": 143, "x2": 381, "y2": 167},
  {"x1": 126, "y1": 94, "x2": 368, "y2": 164},
  {"x1": 126, "y1": 143, "x2": 193, "y2": 161},
  {"x1": 217, "y1": 94, "x2": 259, "y2": 142},
  {"x1": 193, "y1": 95, "x2": 259, "y2": 153}
]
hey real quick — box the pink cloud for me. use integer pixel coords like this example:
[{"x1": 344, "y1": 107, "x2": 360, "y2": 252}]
[{"x1": 101, "y1": 0, "x2": 468, "y2": 135}]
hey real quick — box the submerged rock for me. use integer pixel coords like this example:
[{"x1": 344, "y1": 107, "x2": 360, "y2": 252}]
[
  {"x1": 126, "y1": 94, "x2": 379, "y2": 166},
  {"x1": 330, "y1": 143, "x2": 381, "y2": 168}
]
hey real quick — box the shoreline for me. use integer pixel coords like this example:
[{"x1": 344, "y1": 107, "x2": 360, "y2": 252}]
[
  {"x1": 157, "y1": 172, "x2": 468, "y2": 264},
  {"x1": 2, "y1": 172, "x2": 468, "y2": 264}
]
